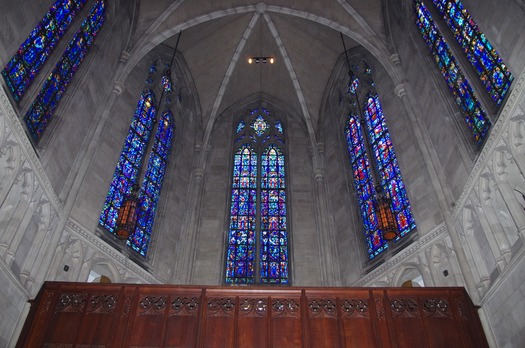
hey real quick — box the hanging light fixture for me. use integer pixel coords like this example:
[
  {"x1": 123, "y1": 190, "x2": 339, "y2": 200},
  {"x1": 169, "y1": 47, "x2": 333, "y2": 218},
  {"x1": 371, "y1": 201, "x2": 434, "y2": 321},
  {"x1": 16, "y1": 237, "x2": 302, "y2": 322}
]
[
  {"x1": 115, "y1": 184, "x2": 139, "y2": 240},
  {"x1": 114, "y1": 31, "x2": 182, "y2": 241},
  {"x1": 375, "y1": 186, "x2": 398, "y2": 240},
  {"x1": 340, "y1": 32, "x2": 399, "y2": 242}
]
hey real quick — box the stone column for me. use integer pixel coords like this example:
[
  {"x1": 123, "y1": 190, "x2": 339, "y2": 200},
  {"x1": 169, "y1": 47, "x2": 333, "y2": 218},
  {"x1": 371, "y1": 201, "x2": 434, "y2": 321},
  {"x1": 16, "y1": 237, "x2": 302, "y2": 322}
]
[
  {"x1": 311, "y1": 142, "x2": 340, "y2": 286},
  {"x1": 394, "y1": 82, "x2": 480, "y2": 302},
  {"x1": 174, "y1": 142, "x2": 209, "y2": 284}
]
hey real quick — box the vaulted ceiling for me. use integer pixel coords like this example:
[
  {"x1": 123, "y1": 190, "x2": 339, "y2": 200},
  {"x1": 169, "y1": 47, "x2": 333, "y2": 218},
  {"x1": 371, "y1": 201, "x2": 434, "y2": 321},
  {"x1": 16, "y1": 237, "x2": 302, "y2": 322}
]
[{"x1": 117, "y1": 0, "x2": 396, "y2": 136}]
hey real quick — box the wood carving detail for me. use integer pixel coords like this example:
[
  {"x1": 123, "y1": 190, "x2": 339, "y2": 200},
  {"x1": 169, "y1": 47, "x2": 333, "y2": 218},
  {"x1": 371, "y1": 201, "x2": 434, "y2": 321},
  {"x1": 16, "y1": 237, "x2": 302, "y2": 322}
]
[
  {"x1": 375, "y1": 298, "x2": 385, "y2": 320},
  {"x1": 207, "y1": 298, "x2": 235, "y2": 317},
  {"x1": 56, "y1": 293, "x2": 88, "y2": 313},
  {"x1": 341, "y1": 299, "x2": 369, "y2": 319},
  {"x1": 308, "y1": 299, "x2": 337, "y2": 318},
  {"x1": 455, "y1": 298, "x2": 468, "y2": 320},
  {"x1": 87, "y1": 294, "x2": 118, "y2": 314},
  {"x1": 170, "y1": 296, "x2": 199, "y2": 316},
  {"x1": 239, "y1": 298, "x2": 267, "y2": 317},
  {"x1": 137, "y1": 296, "x2": 167, "y2": 315},
  {"x1": 272, "y1": 298, "x2": 300, "y2": 318},
  {"x1": 390, "y1": 298, "x2": 419, "y2": 318},
  {"x1": 422, "y1": 298, "x2": 451, "y2": 318}
]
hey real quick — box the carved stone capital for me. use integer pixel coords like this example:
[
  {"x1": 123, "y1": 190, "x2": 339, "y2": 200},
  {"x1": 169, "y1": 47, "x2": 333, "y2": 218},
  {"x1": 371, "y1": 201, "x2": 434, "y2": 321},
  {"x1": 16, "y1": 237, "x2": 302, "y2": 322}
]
[
  {"x1": 113, "y1": 81, "x2": 125, "y2": 95},
  {"x1": 390, "y1": 53, "x2": 401, "y2": 66},
  {"x1": 313, "y1": 169, "x2": 325, "y2": 182},
  {"x1": 394, "y1": 83, "x2": 407, "y2": 98},
  {"x1": 119, "y1": 50, "x2": 130, "y2": 64}
]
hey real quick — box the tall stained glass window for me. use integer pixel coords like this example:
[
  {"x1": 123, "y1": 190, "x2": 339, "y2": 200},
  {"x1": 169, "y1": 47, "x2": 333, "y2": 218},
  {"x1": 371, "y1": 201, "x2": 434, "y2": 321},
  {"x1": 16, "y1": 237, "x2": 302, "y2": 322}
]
[
  {"x1": 2, "y1": 0, "x2": 87, "y2": 102},
  {"x1": 345, "y1": 114, "x2": 385, "y2": 258},
  {"x1": 100, "y1": 61, "x2": 177, "y2": 257},
  {"x1": 24, "y1": 0, "x2": 106, "y2": 141},
  {"x1": 344, "y1": 65, "x2": 415, "y2": 259},
  {"x1": 99, "y1": 91, "x2": 157, "y2": 234},
  {"x1": 415, "y1": 0, "x2": 490, "y2": 146},
  {"x1": 364, "y1": 95, "x2": 415, "y2": 238},
  {"x1": 132, "y1": 109, "x2": 175, "y2": 256},
  {"x1": 431, "y1": 0, "x2": 513, "y2": 106},
  {"x1": 226, "y1": 108, "x2": 289, "y2": 284}
]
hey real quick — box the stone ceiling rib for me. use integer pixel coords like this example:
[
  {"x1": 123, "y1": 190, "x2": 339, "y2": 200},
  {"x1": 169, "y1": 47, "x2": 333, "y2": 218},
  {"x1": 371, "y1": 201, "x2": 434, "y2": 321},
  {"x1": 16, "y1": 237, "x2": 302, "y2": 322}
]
[
  {"x1": 200, "y1": 12, "x2": 261, "y2": 162},
  {"x1": 262, "y1": 11, "x2": 319, "y2": 163}
]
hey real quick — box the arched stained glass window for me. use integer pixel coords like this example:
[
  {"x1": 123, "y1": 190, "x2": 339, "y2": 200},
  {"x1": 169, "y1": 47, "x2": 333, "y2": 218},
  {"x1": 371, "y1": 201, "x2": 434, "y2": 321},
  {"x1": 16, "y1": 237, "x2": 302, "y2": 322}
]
[
  {"x1": 415, "y1": 0, "x2": 490, "y2": 146},
  {"x1": 2, "y1": 0, "x2": 88, "y2": 102},
  {"x1": 24, "y1": 0, "x2": 106, "y2": 141},
  {"x1": 343, "y1": 63, "x2": 416, "y2": 260},
  {"x1": 226, "y1": 145, "x2": 258, "y2": 284},
  {"x1": 431, "y1": 0, "x2": 513, "y2": 106},
  {"x1": 364, "y1": 95, "x2": 416, "y2": 238},
  {"x1": 99, "y1": 59, "x2": 177, "y2": 257},
  {"x1": 99, "y1": 91, "x2": 157, "y2": 234},
  {"x1": 131, "y1": 109, "x2": 175, "y2": 256},
  {"x1": 345, "y1": 115, "x2": 385, "y2": 258},
  {"x1": 226, "y1": 108, "x2": 289, "y2": 284},
  {"x1": 260, "y1": 145, "x2": 288, "y2": 284}
]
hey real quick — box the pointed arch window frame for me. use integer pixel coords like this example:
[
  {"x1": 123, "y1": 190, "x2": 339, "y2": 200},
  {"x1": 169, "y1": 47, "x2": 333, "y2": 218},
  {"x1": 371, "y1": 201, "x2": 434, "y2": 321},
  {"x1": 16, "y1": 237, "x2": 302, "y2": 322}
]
[
  {"x1": 99, "y1": 59, "x2": 178, "y2": 258},
  {"x1": 415, "y1": 0, "x2": 491, "y2": 146},
  {"x1": 23, "y1": 0, "x2": 107, "y2": 142},
  {"x1": 430, "y1": 0, "x2": 513, "y2": 107},
  {"x1": 225, "y1": 107, "x2": 290, "y2": 285},
  {"x1": 2, "y1": 0, "x2": 88, "y2": 102},
  {"x1": 342, "y1": 67, "x2": 416, "y2": 260}
]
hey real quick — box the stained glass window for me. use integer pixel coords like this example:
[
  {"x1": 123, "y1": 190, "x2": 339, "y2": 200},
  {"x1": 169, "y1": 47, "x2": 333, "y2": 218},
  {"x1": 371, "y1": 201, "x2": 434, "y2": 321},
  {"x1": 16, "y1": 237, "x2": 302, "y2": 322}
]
[
  {"x1": 99, "y1": 91, "x2": 157, "y2": 234},
  {"x1": 24, "y1": 0, "x2": 106, "y2": 141},
  {"x1": 415, "y1": 0, "x2": 490, "y2": 146},
  {"x1": 260, "y1": 145, "x2": 288, "y2": 284},
  {"x1": 344, "y1": 66, "x2": 415, "y2": 260},
  {"x1": 130, "y1": 109, "x2": 175, "y2": 256},
  {"x1": 226, "y1": 145, "x2": 258, "y2": 284},
  {"x1": 1, "y1": 0, "x2": 88, "y2": 102},
  {"x1": 431, "y1": 0, "x2": 513, "y2": 106},
  {"x1": 364, "y1": 95, "x2": 416, "y2": 239},
  {"x1": 345, "y1": 114, "x2": 386, "y2": 258},
  {"x1": 226, "y1": 109, "x2": 289, "y2": 284}
]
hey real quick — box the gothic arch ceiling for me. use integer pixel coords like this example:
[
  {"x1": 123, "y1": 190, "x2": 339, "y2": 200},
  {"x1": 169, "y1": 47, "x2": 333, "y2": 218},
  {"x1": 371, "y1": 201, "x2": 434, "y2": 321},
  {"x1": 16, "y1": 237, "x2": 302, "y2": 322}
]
[{"x1": 119, "y1": 0, "x2": 393, "y2": 149}]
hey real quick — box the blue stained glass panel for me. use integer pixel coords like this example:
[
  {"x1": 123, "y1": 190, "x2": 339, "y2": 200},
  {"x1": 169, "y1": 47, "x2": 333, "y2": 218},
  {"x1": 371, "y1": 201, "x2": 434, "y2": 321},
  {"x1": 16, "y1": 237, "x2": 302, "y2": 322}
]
[
  {"x1": 236, "y1": 120, "x2": 246, "y2": 134},
  {"x1": 345, "y1": 114, "x2": 387, "y2": 258},
  {"x1": 364, "y1": 95, "x2": 416, "y2": 238},
  {"x1": 99, "y1": 91, "x2": 157, "y2": 234},
  {"x1": 24, "y1": 0, "x2": 106, "y2": 141},
  {"x1": 275, "y1": 120, "x2": 283, "y2": 134},
  {"x1": 226, "y1": 145, "x2": 258, "y2": 284},
  {"x1": 431, "y1": 0, "x2": 513, "y2": 106},
  {"x1": 1, "y1": 0, "x2": 87, "y2": 102},
  {"x1": 415, "y1": 1, "x2": 490, "y2": 146},
  {"x1": 252, "y1": 115, "x2": 268, "y2": 136},
  {"x1": 129, "y1": 110, "x2": 175, "y2": 256},
  {"x1": 260, "y1": 145, "x2": 288, "y2": 284}
]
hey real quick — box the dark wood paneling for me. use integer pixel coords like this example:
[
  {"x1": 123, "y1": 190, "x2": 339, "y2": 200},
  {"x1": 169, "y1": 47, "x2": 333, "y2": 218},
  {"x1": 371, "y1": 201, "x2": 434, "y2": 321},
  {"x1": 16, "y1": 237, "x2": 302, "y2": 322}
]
[{"x1": 16, "y1": 283, "x2": 489, "y2": 348}]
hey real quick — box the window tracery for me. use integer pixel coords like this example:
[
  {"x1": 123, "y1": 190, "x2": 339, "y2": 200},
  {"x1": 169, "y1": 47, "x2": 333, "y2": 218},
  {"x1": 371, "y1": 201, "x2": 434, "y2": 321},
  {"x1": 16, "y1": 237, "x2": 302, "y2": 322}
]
[{"x1": 226, "y1": 107, "x2": 289, "y2": 284}]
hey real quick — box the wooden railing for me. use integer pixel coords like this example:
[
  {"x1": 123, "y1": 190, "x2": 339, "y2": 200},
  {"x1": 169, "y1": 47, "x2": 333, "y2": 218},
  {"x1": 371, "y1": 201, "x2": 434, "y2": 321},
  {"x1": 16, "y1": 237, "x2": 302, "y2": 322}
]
[{"x1": 17, "y1": 282, "x2": 488, "y2": 347}]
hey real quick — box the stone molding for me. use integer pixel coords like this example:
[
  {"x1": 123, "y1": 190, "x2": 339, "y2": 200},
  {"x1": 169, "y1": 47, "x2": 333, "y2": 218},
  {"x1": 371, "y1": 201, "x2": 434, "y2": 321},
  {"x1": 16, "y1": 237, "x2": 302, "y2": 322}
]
[
  {"x1": 451, "y1": 69, "x2": 525, "y2": 217},
  {"x1": 0, "y1": 87, "x2": 63, "y2": 215},
  {"x1": 66, "y1": 219, "x2": 161, "y2": 284},
  {"x1": 356, "y1": 224, "x2": 448, "y2": 286}
]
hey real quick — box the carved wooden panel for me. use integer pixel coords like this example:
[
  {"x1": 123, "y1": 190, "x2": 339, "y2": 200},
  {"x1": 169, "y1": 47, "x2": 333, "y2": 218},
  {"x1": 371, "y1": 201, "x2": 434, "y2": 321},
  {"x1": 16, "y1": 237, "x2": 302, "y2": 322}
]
[{"x1": 16, "y1": 283, "x2": 489, "y2": 348}]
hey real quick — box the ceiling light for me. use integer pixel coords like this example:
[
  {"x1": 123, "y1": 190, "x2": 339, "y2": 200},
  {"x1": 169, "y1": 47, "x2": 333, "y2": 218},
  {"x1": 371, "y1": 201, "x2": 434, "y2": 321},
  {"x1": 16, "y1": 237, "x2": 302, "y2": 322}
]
[{"x1": 247, "y1": 56, "x2": 275, "y2": 65}]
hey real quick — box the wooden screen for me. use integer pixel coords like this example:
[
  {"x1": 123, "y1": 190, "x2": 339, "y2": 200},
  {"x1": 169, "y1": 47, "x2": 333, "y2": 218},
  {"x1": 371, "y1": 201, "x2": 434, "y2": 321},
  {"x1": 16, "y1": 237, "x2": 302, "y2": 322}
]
[{"x1": 17, "y1": 282, "x2": 488, "y2": 347}]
